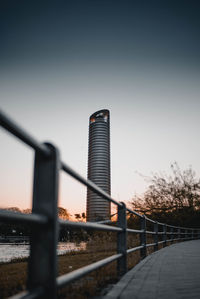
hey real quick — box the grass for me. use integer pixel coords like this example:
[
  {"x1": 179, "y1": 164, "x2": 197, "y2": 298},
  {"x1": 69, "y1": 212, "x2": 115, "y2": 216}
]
[
  {"x1": 0, "y1": 259, "x2": 27, "y2": 298},
  {"x1": 0, "y1": 233, "x2": 164, "y2": 298},
  {"x1": 0, "y1": 248, "x2": 119, "y2": 298}
]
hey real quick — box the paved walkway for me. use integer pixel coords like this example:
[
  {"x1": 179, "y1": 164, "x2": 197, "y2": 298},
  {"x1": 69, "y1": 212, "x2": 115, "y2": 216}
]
[{"x1": 103, "y1": 240, "x2": 200, "y2": 299}]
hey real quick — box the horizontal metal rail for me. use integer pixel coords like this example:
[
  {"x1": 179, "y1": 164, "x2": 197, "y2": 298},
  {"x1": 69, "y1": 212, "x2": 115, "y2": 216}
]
[
  {"x1": 59, "y1": 219, "x2": 122, "y2": 232},
  {"x1": 57, "y1": 253, "x2": 122, "y2": 288},
  {"x1": 126, "y1": 207, "x2": 142, "y2": 218},
  {"x1": 146, "y1": 230, "x2": 156, "y2": 235},
  {"x1": 146, "y1": 242, "x2": 156, "y2": 248},
  {"x1": 166, "y1": 224, "x2": 199, "y2": 230},
  {"x1": 126, "y1": 228, "x2": 144, "y2": 234},
  {"x1": 0, "y1": 210, "x2": 48, "y2": 225},
  {"x1": 127, "y1": 245, "x2": 143, "y2": 254},
  {"x1": 158, "y1": 240, "x2": 165, "y2": 244},
  {"x1": 145, "y1": 216, "x2": 156, "y2": 224},
  {"x1": 0, "y1": 110, "x2": 51, "y2": 157},
  {"x1": 61, "y1": 162, "x2": 122, "y2": 207},
  {"x1": 157, "y1": 222, "x2": 195, "y2": 231},
  {"x1": 97, "y1": 219, "x2": 113, "y2": 224},
  {"x1": 165, "y1": 224, "x2": 181, "y2": 229}
]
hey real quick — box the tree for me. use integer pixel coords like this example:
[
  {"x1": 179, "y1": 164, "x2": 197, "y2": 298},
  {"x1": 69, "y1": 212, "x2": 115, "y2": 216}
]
[
  {"x1": 130, "y1": 162, "x2": 200, "y2": 227},
  {"x1": 58, "y1": 207, "x2": 70, "y2": 220},
  {"x1": 74, "y1": 213, "x2": 81, "y2": 221},
  {"x1": 23, "y1": 209, "x2": 32, "y2": 214},
  {"x1": 74, "y1": 213, "x2": 86, "y2": 222},
  {"x1": 5, "y1": 207, "x2": 22, "y2": 213}
]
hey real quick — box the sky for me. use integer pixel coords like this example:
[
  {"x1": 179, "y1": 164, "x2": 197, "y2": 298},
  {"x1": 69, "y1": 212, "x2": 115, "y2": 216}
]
[{"x1": 1, "y1": 0, "x2": 200, "y2": 216}]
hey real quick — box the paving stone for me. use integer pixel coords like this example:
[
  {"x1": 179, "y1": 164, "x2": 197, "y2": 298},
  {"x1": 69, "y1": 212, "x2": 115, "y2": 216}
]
[{"x1": 102, "y1": 240, "x2": 200, "y2": 299}]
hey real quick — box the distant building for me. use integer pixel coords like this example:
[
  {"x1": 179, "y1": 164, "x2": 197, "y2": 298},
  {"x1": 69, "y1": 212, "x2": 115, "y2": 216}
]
[{"x1": 86, "y1": 109, "x2": 111, "y2": 222}]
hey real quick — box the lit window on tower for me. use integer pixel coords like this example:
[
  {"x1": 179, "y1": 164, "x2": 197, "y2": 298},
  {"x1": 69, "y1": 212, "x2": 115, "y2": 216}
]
[{"x1": 89, "y1": 110, "x2": 108, "y2": 124}]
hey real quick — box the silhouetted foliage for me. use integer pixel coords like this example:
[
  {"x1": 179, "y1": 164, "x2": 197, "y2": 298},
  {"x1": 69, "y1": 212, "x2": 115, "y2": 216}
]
[
  {"x1": 0, "y1": 206, "x2": 70, "y2": 238},
  {"x1": 58, "y1": 207, "x2": 70, "y2": 220},
  {"x1": 130, "y1": 162, "x2": 200, "y2": 227}
]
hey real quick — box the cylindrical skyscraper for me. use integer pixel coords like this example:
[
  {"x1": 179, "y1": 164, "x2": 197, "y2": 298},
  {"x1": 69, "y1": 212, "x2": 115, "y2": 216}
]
[{"x1": 86, "y1": 109, "x2": 111, "y2": 222}]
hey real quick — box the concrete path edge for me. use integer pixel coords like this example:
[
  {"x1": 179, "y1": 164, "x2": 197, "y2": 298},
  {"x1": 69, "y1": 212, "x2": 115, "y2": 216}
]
[
  {"x1": 102, "y1": 243, "x2": 182, "y2": 299},
  {"x1": 102, "y1": 251, "x2": 157, "y2": 298}
]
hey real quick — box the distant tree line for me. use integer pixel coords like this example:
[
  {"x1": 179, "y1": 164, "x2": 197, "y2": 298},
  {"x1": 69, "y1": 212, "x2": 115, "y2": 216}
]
[
  {"x1": 128, "y1": 162, "x2": 200, "y2": 228},
  {"x1": 2, "y1": 162, "x2": 198, "y2": 240},
  {"x1": 0, "y1": 206, "x2": 90, "y2": 242}
]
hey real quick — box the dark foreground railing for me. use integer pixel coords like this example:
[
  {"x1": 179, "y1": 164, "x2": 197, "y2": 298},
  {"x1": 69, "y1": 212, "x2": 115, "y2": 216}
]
[{"x1": 1, "y1": 110, "x2": 200, "y2": 299}]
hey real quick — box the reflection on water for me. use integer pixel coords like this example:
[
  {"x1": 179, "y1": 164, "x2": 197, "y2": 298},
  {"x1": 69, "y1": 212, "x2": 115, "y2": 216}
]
[
  {"x1": 0, "y1": 242, "x2": 86, "y2": 263},
  {"x1": 57, "y1": 242, "x2": 86, "y2": 255}
]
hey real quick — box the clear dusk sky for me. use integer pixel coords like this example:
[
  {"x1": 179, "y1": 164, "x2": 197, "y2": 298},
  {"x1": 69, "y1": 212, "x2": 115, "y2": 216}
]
[{"x1": 1, "y1": 0, "x2": 200, "y2": 216}]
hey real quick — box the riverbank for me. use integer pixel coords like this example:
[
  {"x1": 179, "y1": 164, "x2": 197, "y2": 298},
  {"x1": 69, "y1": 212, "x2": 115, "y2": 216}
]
[
  {"x1": 0, "y1": 242, "x2": 86, "y2": 263},
  {"x1": 0, "y1": 233, "x2": 142, "y2": 298},
  {"x1": 0, "y1": 249, "x2": 140, "y2": 298}
]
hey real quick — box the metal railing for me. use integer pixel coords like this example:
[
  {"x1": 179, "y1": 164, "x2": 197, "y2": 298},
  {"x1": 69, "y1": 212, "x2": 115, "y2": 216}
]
[{"x1": 0, "y1": 110, "x2": 200, "y2": 299}]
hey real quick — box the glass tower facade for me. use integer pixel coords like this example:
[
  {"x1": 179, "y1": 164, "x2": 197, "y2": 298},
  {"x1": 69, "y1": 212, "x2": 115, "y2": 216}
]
[{"x1": 86, "y1": 109, "x2": 111, "y2": 222}]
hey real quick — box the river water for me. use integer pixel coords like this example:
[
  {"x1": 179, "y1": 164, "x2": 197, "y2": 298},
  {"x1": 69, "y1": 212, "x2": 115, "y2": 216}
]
[{"x1": 0, "y1": 242, "x2": 86, "y2": 263}]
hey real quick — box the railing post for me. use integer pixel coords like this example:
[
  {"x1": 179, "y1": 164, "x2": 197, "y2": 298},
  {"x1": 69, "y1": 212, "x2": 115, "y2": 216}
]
[
  {"x1": 153, "y1": 221, "x2": 158, "y2": 252},
  {"x1": 117, "y1": 202, "x2": 127, "y2": 277},
  {"x1": 163, "y1": 224, "x2": 167, "y2": 247},
  {"x1": 28, "y1": 143, "x2": 60, "y2": 298},
  {"x1": 140, "y1": 215, "x2": 146, "y2": 259},
  {"x1": 186, "y1": 229, "x2": 188, "y2": 240},
  {"x1": 181, "y1": 228, "x2": 183, "y2": 241},
  {"x1": 178, "y1": 228, "x2": 181, "y2": 241},
  {"x1": 192, "y1": 229, "x2": 194, "y2": 240},
  {"x1": 170, "y1": 227, "x2": 174, "y2": 243}
]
